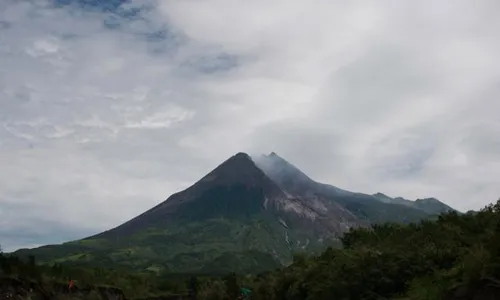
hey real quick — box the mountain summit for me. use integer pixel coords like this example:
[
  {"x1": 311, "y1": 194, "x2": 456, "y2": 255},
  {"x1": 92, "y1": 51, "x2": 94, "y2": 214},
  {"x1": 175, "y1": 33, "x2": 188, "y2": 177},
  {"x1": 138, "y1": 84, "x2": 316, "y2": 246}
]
[
  {"x1": 252, "y1": 152, "x2": 350, "y2": 197},
  {"x1": 15, "y1": 152, "x2": 457, "y2": 273},
  {"x1": 94, "y1": 152, "x2": 287, "y2": 239}
]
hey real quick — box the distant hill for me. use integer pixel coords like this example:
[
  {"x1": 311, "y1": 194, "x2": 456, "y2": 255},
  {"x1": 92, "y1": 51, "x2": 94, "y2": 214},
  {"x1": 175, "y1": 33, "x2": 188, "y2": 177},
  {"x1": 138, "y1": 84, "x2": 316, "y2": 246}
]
[
  {"x1": 372, "y1": 192, "x2": 456, "y2": 215},
  {"x1": 14, "y1": 152, "x2": 457, "y2": 274}
]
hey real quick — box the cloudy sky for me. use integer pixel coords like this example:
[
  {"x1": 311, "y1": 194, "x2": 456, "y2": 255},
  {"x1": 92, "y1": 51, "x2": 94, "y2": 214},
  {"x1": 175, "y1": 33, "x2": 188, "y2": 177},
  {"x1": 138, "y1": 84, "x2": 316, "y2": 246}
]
[{"x1": 1, "y1": 0, "x2": 499, "y2": 251}]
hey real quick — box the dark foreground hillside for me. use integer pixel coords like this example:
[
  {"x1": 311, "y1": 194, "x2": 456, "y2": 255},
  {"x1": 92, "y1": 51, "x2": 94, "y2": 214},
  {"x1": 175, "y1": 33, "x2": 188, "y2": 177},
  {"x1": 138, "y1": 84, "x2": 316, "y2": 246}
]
[
  {"x1": 2, "y1": 199, "x2": 500, "y2": 300},
  {"x1": 249, "y1": 199, "x2": 500, "y2": 300},
  {"x1": 0, "y1": 276, "x2": 127, "y2": 300}
]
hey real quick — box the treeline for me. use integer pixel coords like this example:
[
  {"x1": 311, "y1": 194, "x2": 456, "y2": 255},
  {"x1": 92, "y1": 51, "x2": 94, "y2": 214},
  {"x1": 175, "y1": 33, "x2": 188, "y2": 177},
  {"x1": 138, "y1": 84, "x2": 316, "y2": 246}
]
[
  {"x1": 0, "y1": 249, "x2": 251, "y2": 299},
  {"x1": 248, "y1": 199, "x2": 500, "y2": 300},
  {"x1": 3, "y1": 199, "x2": 500, "y2": 300},
  {"x1": 0, "y1": 252, "x2": 154, "y2": 298}
]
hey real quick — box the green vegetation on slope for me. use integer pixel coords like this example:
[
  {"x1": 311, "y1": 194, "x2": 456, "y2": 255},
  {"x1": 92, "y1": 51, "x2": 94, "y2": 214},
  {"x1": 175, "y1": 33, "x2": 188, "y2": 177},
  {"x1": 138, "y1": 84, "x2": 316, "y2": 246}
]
[
  {"x1": 333, "y1": 194, "x2": 434, "y2": 224},
  {"x1": 15, "y1": 217, "x2": 291, "y2": 274},
  {"x1": 372, "y1": 193, "x2": 456, "y2": 215},
  {"x1": 4, "y1": 198, "x2": 500, "y2": 300}
]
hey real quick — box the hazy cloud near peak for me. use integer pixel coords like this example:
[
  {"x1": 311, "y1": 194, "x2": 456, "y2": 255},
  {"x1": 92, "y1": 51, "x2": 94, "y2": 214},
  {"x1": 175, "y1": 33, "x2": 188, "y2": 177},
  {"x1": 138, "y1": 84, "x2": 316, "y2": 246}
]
[{"x1": 1, "y1": 0, "x2": 500, "y2": 251}]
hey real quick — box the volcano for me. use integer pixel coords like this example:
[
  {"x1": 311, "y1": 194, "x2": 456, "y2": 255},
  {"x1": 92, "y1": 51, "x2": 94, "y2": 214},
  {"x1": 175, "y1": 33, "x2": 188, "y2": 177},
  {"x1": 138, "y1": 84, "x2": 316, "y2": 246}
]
[{"x1": 15, "y1": 152, "x2": 456, "y2": 274}]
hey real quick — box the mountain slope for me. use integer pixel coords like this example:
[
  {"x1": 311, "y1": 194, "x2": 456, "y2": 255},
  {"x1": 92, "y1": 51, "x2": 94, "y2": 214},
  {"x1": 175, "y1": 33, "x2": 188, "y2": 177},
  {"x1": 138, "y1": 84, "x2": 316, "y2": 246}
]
[
  {"x1": 14, "y1": 152, "x2": 456, "y2": 274},
  {"x1": 252, "y1": 152, "x2": 352, "y2": 198},
  {"x1": 372, "y1": 192, "x2": 456, "y2": 215},
  {"x1": 91, "y1": 152, "x2": 286, "y2": 240},
  {"x1": 253, "y1": 152, "x2": 453, "y2": 222}
]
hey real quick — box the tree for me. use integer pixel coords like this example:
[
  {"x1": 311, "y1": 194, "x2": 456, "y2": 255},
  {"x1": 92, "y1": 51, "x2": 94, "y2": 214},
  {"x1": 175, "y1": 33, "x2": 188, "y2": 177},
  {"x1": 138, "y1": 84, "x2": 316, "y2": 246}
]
[
  {"x1": 223, "y1": 272, "x2": 240, "y2": 300},
  {"x1": 245, "y1": 198, "x2": 500, "y2": 300},
  {"x1": 188, "y1": 275, "x2": 199, "y2": 300}
]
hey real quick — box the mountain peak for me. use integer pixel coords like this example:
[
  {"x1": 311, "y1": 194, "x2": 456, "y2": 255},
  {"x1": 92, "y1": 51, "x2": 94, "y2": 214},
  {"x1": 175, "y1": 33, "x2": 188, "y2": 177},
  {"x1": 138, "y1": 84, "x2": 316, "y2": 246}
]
[
  {"x1": 252, "y1": 152, "x2": 320, "y2": 195},
  {"x1": 220, "y1": 152, "x2": 252, "y2": 166},
  {"x1": 92, "y1": 151, "x2": 285, "y2": 239},
  {"x1": 415, "y1": 197, "x2": 440, "y2": 203},
  {"x1": 194, "y1": 152, "x2": 269, "y2": 187},
  {"x1": 264, "y1": 152, "x2": 290, "y2": 165},
  {"x1": 373, "y1": 192, "x2": 391, "y2": 199},
  {"x1": 234, "y1": 151, "x2": 252, "y2": 159}
]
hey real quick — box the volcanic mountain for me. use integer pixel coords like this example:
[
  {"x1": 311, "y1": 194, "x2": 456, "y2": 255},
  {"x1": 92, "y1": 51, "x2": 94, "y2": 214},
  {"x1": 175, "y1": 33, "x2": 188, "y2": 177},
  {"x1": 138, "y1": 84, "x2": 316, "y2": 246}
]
[{"x1": 14, "y1": 152, "x2": 456, "y2": 274}]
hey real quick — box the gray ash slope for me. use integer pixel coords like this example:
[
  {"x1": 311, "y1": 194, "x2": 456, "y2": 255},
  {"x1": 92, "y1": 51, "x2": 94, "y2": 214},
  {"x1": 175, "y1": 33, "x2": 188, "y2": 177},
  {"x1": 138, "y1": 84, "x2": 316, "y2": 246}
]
[{"x1": 252, "y1": 152, "x2": 455, "y2": 224}]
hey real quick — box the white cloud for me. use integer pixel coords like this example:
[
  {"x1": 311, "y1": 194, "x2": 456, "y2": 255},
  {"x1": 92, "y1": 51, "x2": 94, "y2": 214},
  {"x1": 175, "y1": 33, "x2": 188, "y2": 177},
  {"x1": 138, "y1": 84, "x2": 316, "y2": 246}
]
[{"x1": 1, "y1": 0, "x2": 499, "y2": 250}]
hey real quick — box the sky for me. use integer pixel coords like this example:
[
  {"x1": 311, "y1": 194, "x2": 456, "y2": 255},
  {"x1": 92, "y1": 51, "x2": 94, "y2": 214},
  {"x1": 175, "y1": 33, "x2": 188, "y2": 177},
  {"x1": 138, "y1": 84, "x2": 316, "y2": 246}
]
[{"x1": 1, "y1": 0, "x2": 500, "y2": 252}]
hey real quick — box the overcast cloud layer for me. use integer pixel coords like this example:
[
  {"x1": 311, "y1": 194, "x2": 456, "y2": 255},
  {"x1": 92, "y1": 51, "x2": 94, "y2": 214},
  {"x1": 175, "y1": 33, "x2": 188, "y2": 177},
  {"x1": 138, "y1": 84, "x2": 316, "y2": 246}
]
[{"x1": 1, "y1": 0, "x2": 500, "y2": 251}]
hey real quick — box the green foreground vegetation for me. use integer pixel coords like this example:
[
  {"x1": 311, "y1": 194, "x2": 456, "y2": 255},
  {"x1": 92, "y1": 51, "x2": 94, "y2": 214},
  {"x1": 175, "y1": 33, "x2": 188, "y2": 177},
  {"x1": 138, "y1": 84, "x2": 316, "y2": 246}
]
[{"x1": 2, "y1": 199, "x2": 500, "y2": 300}]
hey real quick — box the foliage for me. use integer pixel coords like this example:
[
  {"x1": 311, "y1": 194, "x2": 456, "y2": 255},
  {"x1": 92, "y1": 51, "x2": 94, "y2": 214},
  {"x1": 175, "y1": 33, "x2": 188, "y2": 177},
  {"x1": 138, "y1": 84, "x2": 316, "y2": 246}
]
[
  {"x1": 247, "y1": 199, "x2": 500, "y2": 300},
  {"x1": 4, "y1": 199, "x2": 500, "y2": 299}
]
